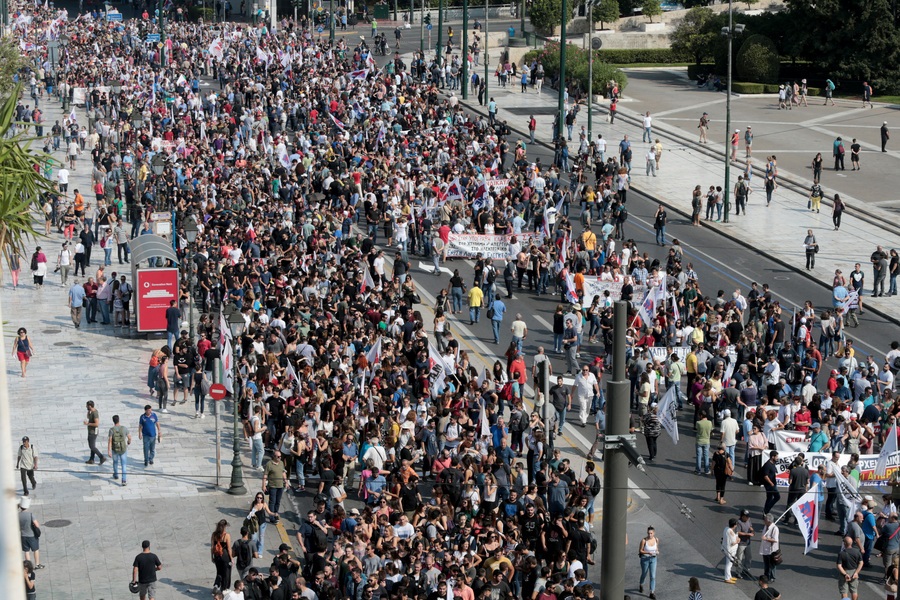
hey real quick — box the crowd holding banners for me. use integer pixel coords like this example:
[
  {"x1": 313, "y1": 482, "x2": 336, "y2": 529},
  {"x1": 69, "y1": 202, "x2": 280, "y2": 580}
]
[{"x1": 12, "y1": 0, "x2": 900, "y2": 597}]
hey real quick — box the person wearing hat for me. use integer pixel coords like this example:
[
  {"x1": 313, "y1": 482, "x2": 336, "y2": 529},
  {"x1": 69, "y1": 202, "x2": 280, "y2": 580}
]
[
  {"x1": 730, "y1": 128, "x2": 740, "y2": 161},
  {"x1": 19, "y1": 496, "x2": 43, "y2": 569},
  {"x1": 808, "y1": 422, "x2": 830, "y2": 452},
  {"x1": 882, "y1": 121, "x2": 891, "y2": 152}
]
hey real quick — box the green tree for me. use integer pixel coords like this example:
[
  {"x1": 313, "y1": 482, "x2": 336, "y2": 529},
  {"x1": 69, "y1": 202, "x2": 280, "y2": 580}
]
[
  {"x1": 530, "y1": 0, "x2": 569, "y2": 33},
  {"x1": 736, "y1": 34, "x2": 780, "y2": 82},
  {"x1": 669, "y1": 7, "x2": 717, "y2": 64},
  {"x1": 744, "y1": 0, "x2": 758, "y2": 7},
  {"x1": 642, "y1": 0, "x2": 662, "y2": 21},
  {"x1": 0, "y1": 85, "x2": 53, "y2": 277},
  {"x1": 785, "y1": 0, "x2": 900, "y2": 92},
  {"x1": 0, "y1": 38, "x2": 26, "y2": 102},
  {"x1": 592, "y1": 0, "x2": 619, "y2": 29}
]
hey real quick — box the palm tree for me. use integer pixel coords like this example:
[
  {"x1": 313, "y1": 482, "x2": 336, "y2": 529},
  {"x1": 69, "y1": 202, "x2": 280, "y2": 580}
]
[{"x1": 0, "y1": 84, "x2": 54, "y2": 278}]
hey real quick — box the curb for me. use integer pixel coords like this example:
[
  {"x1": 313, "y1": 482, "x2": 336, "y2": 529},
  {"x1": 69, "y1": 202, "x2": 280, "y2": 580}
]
[{"x1": 449, "y1": 93, "x2": 900, "y2": 329}]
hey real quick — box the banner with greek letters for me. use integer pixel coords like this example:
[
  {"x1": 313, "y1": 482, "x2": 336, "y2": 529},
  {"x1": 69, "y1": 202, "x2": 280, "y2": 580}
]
[{"x1": 445, "y1": 232, "x2": 545, "y2": 259}]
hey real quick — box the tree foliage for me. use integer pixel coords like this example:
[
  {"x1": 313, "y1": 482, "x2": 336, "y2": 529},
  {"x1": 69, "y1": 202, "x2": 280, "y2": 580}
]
[
  {"x1": 642, "y1": 0, "x2": 662, "y2": 22},
  {"x1": 530, "y1": 0, "x2": 571, "y2": 34},
  {"x1": 0, "y1": 84, "x2": 53, "y2": 277},
  {"x1": 523, "y1": 42, "x2": 628, "y2": 94},
  {"x1": 736, "y1": 34, "x2": 780, "y2": 83},
  {"x1": 784, "y1": 0, "x2": 900, "y2": 92},
  {"x1": 0, "y1": 37, "x2": 27, "y2": 103},
  {"x1": 669, "y1": 7, "x2": 718, "y2": 65},
  {"x1": 591, "y1": 0, "x2": 619, "y2": 29}
]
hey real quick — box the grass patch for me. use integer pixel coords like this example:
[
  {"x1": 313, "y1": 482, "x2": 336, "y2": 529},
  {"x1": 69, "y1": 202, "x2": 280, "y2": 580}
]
[{"x1": 615, "y1": 62, "x2": 693, "y2": 68}]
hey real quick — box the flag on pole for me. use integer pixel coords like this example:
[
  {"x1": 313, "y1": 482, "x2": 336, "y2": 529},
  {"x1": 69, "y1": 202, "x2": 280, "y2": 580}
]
[
  {"x1": 329, "y1": 112, "x2": 346, "y2": 131},
  {"x1": 670, "y1": 291, "x2": 680, "y2": 322},
  {"x1": 472, "y1": 182, "x2": 488, "y2": 211},
  {"x1": 834, "y1": 467, "x2": 862, "y2": 517},
  {"x1": 657, "y1": 385, "x2": 679, "y2": 444},
  {"x1": 68, "y1": 107, "x2": 77, "y2": 123},
  {"x1": 638, "y1": 286, "x2": 658, "y2": 326},
  {"x1": 361, "y1": 266, "x2": 376, "y2": 293},
  {"x1": 255, "y1": 46, "x2": 269, "y2": 64},
  {"x1": 365, "y1": 52, "x2": 376, "y2": 69},
  {"x1": 476, "y1": 366, "x2": 489, "y2": 389},
  {"x1": 285, "y1": 359, "x2": 299, "y2": 390},
  {"x1": 219, "y1": 310, "x2": 232, "y2": 348},
  {"x1": 563, "y1": 270, "x2": 579, "y2": 305},
  {"x1": 789, "y1": 489, "x2": 820, "y2": 554},
  {"x1": 427, "y1": 342, "x2": 453, "y2": 395},
  {"x1": 479, "y1": 398, "x2": 491, "y2": 438},
  {"x1": 366, "y1": 337, "x2": 382, "y2": 368},
  {"x1": 208, "y1": 37, "x2": 224, "y2": 61},
  {"x1": 349, "y1": 69, "x2": 368, "y2": 81},
  {"x1": 877, "y1": 424, "x2": 898, "y2": 477},
  {"x1": 222, "y1": 337, "x2": 235, "y2": 393},
  {"x1": 442, "y1": 178, "x2": 465, "y2": 203}
]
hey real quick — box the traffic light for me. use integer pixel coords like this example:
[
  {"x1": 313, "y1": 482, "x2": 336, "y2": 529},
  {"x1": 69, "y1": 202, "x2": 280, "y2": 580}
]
[{"x1": 424, "y1": 13, "x2": 431, "y2": 25}]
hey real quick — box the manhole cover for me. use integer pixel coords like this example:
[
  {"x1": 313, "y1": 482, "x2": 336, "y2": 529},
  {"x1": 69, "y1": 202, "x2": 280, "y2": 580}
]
[
  {"x1": 53, "y1": 341, "x2": 73, "y2": 346},
  {"x1": 43, "y1": 519, "x2": 72, "y2": 528},
  {"x1": 42, "y1": 329, "x2": 62, "y2": 334}
]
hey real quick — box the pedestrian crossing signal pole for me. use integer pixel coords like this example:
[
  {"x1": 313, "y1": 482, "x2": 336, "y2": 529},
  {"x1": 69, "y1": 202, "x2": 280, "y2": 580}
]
[
  {"x1": 557, "y1": 0, "x2": 567, "y2": 140},
  {"x1": 720, "y1": 0, "x2": 743, "y2": 224}
]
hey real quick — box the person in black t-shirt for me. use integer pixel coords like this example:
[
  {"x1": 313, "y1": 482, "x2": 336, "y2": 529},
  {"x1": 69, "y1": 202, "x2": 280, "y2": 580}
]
[
  {"x1": 754, "y1": 575, "x2": 780, "y2": 600},
  {"x1": 132, "y1": 540, "x2": 162, "y2": 600}
]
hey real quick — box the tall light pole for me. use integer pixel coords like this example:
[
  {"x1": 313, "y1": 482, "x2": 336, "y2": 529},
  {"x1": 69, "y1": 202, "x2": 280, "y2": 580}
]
[
  {"x1": 520, "y1": 0, "x2": 525, "y2": 40},
  {"x1": 557, "y1": 0, "x2": 568, "y2": 140},
  {"x1": 329, "y1": 0, "x2": 335, "y2": 41},
  {"x1": 720, "y1": 3, "x2": 744, "y2": 224},
  {"x1": 586, "y1": 0, "x2": 601, "y2": 142},
  {"x1": 483, "y1": 0, "x2": 489, "y2": 106},
  {"x1": 225, "y1": 305, "x2": 248, "y2": 495},
  {"x1": 462, "y1": 0, "x2": 469, "y2": 99},
  {"x1": 436, "y1": 0, "x2": 444, "y2": 60},
  {"x1": 158, "y1": 0, "x2": 166, "y2": 66},
  {"x1": 183, "y1": 220, "x2": 198, "y2": 340},
  {"x1": 419, "y1": 0, "x2": 424, "y2": 54}
]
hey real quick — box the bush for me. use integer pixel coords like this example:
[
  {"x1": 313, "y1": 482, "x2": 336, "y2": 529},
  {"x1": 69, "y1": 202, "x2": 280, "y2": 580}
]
[
  {"x1": 763, "y1": 84, "x2": 780, "y2": 93},
  {"x1": 523, "y1": 42, "x2": 628, "y2": 96},
  {"x1": 687, "y1": 63, "x2": 714, "y2": 80},
  {"x1": 732, "y1": 82, "x2": 765, "y2": 94},
  {"x1": 736, "y1": 34, "x2": 780, "y2": 83},
  {"x1": 597, "y1": 48, "x2": 692, "y2": 64},
  {"x1": 189, "y1": 6, "x2": 216, "y2": 20}
]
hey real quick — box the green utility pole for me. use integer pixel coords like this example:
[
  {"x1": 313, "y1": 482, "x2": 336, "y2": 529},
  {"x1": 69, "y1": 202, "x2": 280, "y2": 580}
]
[
  {"x1": 329, "y1": 0, "x2": 334, "y2": 41},
  {"x1": 557, "y1": 0, "x2": 567, "y2": 140},
  {"x1": 520, "y1": 0, "x2": 525, "y2": 41},
  {"x1": 159, "y1": 0, "x2": 166, "y2": 66},
  {"x1": 419, "y1": 0, "x2": 425, "y2": 54},
  {"x1": 723, "y1": 0, "x2": 733, "y2": 223},
  {"x1": 436, "y1": 0, "x2": 444, "y2": 60},
  {"x1": 461, "y1": 0, "x2": 468, "y2": 99},
  {"x1": 483, "y1": 0, "x2": 488, "y2": 106}
]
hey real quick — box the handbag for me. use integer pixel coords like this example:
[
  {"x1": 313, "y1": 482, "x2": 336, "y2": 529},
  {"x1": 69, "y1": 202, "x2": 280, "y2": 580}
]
[
  {"x1": 770, "y1": 548, "x2": 782, "y2": 565},
  {"x1": 31, "y1": 521, "x2": 41, "y2": 539},
  {"x1": 875, "y1": 524, "x2": 900, "y2": 552},
  {"x1": 200, "y1": 374, "x2": 212, "y2": 397},
  {"x1": 725, "y1": 458, "x2": 734, "y2": 477}
]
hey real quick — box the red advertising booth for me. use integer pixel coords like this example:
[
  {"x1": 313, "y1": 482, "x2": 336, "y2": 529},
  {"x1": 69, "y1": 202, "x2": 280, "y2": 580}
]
[{"x1": 128, "y1": 234, "x2": 181, "y2": 334}]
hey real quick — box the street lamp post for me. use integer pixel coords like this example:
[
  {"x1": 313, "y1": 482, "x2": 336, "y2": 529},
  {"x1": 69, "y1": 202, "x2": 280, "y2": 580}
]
[
  {"x1": 557, "y1": 0, "x2": 568, "y2": 140},
  {"x1": 59, "y1": 35, "x2": 69, "y2": 111},
  {"x1": 225, "y1": 305, "x2": 248, "y2": 495},
  {"x1": 158, "y1": 0, "x2": 166, "y2": 67},
  {"x1": 586, "y1": 0, "x2": 595, "y2": 142},
  {"x1": 720, "y1": 3, "x2": 744, "y2": 224},
  {"x1": 150, "y1": 154, "x2": 168, "y2": 253},
  {"x1": 183, "y1": 220, "x2": 198, "y2": 340},
  {"x1": 461, "y1": 0, "x2": 468, "y2": 99},
  {"x1": 483, "y1": 0, "x2": 488, "y2": 106},
  {"x1": 436, "y1": 0, "x2": 443, "y2": 59}
]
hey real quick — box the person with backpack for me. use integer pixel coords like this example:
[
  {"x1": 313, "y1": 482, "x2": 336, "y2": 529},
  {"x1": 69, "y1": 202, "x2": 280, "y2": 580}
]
[
  {"x1": 583, "y1": 461, "x2": 601, "y2": 524},
  {"x1": 734, "y1": 176, "x2": 750, "y2": 216},
  {"x1": 210, "y1": 519, "x2": 234, "y2": 593},
  {"x1": 232, "y1": 526, "x2": 254, "y2": 579},
  {"x1": 107, "y1": 414, "x2": 131, "y2": 486}
]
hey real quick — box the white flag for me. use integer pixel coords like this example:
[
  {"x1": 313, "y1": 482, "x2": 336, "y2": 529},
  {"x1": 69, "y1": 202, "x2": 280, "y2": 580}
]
[
  {"x1": 833, "y1": 467, "x2": 862, "y2": 516},
  {"x1": 877, "y1": 424, "x2": 898, "y2": 477},
  {"x1": 222, "y1": 337, "x2": 235, "y2": 394},
  {"x1": 657, "y1": 385, "x2": 679, "y2": 444},
  {"x1": 427, "y1": 342, "x2": 453, "y2": 395},
  {"x1": 789, "y1": 489, "x2": 820, "y2": 554},
  {"x1": 476, "y1": 366, "x2": 489, "y2": 389},
  {"x1": 479, "y1": 398, "x2": 491, "y2": 438},
  {"x1": 366, "y1": 337, "x2": 382, "y2": 368},
  {"x1": 285, "y1": 359, "x2": 299, "y2": 390}
]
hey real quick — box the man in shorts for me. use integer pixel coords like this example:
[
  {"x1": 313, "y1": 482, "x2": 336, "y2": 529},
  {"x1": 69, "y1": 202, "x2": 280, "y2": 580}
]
[
  {"x1": 132, "y1": 539, "x2": 162, "y2": 600},
  {"x1": 836, "y1": 535, "x2": 863, "y2": 600}
]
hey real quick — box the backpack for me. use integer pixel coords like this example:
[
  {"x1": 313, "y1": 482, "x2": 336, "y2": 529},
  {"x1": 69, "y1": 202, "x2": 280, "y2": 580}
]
[
  {"x1": 311, "y1": 524, "x2": 328, "y2": 552},
  {"x1": 499, "y1": 382, "x2": 514, "y2": 401},
  {"x1": 213, "y1": 537, "x2": 225, "y2": 558},
  {"x1": 111, "y1": 426, "x2": 127, "y2": 454},
  {"x1": 893, "y1": 356, "x2": 900, "y2": 372},
  {"x1": 587, "y1": 473, "x2": 601, "y2": 496},
  {"x1": 234, "y1": 538, "x2": 253, "y2": 570},
  {"x1": 486, "y1": 301, "x2": 496, "y2": 320}
]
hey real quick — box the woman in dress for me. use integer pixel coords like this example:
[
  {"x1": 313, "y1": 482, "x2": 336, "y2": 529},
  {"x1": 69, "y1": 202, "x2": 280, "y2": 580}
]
[
  {"x1": 11, "y1": 328, "x2": 34, "y2": 378},
  {"x1": 747, "y1": 424, "x2": 767, "y2": 485}
]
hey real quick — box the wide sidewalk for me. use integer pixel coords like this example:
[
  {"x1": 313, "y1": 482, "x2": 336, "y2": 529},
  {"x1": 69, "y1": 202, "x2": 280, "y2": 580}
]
[
  {"x1": 443, "y1": 60, "x2": 900, "y2": 325},
  {"x1": 0, "y1": 92, "x2": 296, "y2": 599}
]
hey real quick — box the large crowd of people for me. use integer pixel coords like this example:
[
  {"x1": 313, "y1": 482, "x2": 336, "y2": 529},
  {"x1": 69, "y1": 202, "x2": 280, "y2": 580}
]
[{"x1": 10, "y1": 2, "x2": 900, "y2": 599}]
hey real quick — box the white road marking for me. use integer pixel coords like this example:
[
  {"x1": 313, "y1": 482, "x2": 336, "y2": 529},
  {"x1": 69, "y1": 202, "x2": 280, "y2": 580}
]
[{"x1": 417, "y1": 261, "x2": 453, "y2": 275}]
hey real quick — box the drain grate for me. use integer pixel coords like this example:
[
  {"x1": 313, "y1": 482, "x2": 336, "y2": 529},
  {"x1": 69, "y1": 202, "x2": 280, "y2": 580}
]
[
  {"x1": 53, "y1": 341, "x2": 73, "y2": 346},
  {"x1": 42, "y1": 329, "x2": 62, "y2": 334},
  {"x1": 43, "y1": 519, "x2": 72, "y2": 528}
]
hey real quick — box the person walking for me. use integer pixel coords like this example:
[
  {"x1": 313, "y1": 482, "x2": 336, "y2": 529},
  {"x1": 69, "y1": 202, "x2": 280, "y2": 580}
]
[
  {"x1": 165, "y1": 300, "x2": 182, "y2": 351},
  {"x1": 11, "y1": 327, "x2": 34, "y2": 378},
  {"x1": 572, "y1": 363, "x2": 600, "y2": 427},
  {"x1": 722, "y1": 518, "x2": 739, "y2": 583},
  {"x1": 108, "y1": 414, "x2": 131, "y2": 486},
  {"x1": 488, "y1": 296, "x2": 506, "y2": 344},
  {"x1": 643, "y1": 404, "x2": 661, "y2": 462},
  {"x1": 695, "y1": 410, "x2": 712, "y2": 475},
  {"x1": 761, "y1": 451, "x2": 781, "y2": 514},
  {"x1": 138, "y1": 405, "x2": 161, "y2": 467},
  {"x1": 760, "y1": 513, "x2": 780, "y2": 582},
  {"x1": 837, "y1": 535, "x2": 864, "y2": 600},
  {"x1": 8, "y1": 249, "x2": 23, "y2": 290},
  {"x1": 549, "y1": 376, "x2": 570, "y2": 436},
  {"x1": 809, "y1": 181, "x2": 823, "y2": 213},
  {"x1": 211, "y1": 520, "x2": 234, "y2": 593},
  {"x1": 653, "y1": 205, "x2": 666, "y2": 246},
  {"x1": 57, "y1": 242, "x2": 73, "y2": 286},
  {"x1": 16, "y1": 436, "x2": 38, "y2": 496},
  {"x1": 638, "y1": 526, "x2": 659, "y2": 599},
  {"x1": 698, "y1": 112, "x2": 709, "y2": 143},
  {"x1": 83, "y1": 401, "x2": 105, "y2": 465},
  {"x1": 804, "y1": 229, "x2": 818, "y2": 270},
  {"x1": 834, "y1": 137, "x2": 846, "y2": 171},
  {"x1": 18, "y1": 497, "x2": 44, "y2": 569},
  {"x1": 833, "y1": 193, "x2": 845, "y2": 231},
  {"x1": 863, "y1": 81, "x2": 874, "y2": 108},
  {"x1": 712, "y1": 443, "x2": 733, "y2": 505},
  {"x1": 642, "y1": 111, "x2": 653, "y2": 143},
  {"x1": 467, "y1": 282, "x2": 484, "y2": 325},
  {"x1": 67, "y1": 279, "x2": 85, "y2": 329},
  {"x1": 263, "y1": 451, "x2": 288, "y2": 521},
  {"x1": 132, "y1": 540, "x2": 162, "y2": 600},
  {"x1": 883, "y1": 122, "x2": 891, "y2": 152},
  {"x1": 745, "y1": 126, "x2": 753, "y2": 158}
]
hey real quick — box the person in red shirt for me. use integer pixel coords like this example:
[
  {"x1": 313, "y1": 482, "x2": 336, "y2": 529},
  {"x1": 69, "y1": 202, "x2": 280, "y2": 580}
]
[{"x1": 509, "y1": 351, "x2": 527, "y2": 402}]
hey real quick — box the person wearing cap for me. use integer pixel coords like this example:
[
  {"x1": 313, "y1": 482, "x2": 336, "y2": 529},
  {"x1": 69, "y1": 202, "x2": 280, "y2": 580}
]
[
  {"x1": 808, "y1": 422, "x2": 830, "y2": 452},
  {"x1": 19, "y1": 496, "x2": 43, "y2": 570},
  {"x1": 730, "y1": 128, "x2": 740, "y2": 161},
  {"x1": 16, "y1": 436, "x2": 38, "y2": 497}
]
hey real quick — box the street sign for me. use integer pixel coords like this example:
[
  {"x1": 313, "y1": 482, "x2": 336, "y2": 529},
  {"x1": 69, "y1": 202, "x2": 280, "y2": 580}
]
[
  {"x1": 591, "y1": 37, "x2": 603, "y2": 50},
  {"x1": 317, "y1": 25, "x2": 323, "y2": 33},
  {"x1": 426, "y1": 23, "x2": 432, "y2": 30},
  {"x1": 209, "y1": 383, "x2": 227, "y2": 400},
  {"x1": 146, "y1": 33, "x2": 160, "y2": 43},
  {"x1": 107, "y1": 12, "x2": 123, "y2": 20}
]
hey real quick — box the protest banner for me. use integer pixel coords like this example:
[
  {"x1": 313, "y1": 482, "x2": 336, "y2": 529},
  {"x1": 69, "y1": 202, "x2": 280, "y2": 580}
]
[
  {"x1": 581, "y1": 278, "x2": 648, "y2": 306},
  {"x1": 446, "y1": 232, "x2": 545, "y2": 259},
  {"x1": 771, "y1": 450, "x2": 900, "y2": 488},
  {"x1": 772, "y1": 429, "x2": 810, "y2": 453}
]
